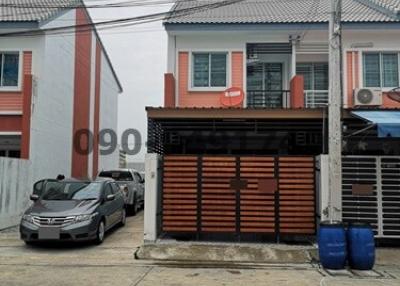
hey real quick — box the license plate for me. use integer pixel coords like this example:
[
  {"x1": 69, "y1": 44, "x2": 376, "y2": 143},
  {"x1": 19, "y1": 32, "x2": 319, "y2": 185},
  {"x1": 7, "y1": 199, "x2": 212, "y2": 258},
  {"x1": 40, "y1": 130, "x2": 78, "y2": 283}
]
[{"x1": 38, "y1": 227, "x2": 60, "y2": 240}]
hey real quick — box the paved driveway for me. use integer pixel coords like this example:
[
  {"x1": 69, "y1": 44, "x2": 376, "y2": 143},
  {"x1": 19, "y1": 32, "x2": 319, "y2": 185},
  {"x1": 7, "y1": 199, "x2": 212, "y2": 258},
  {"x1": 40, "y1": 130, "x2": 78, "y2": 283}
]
[{"x1": 0, "y1": 212, "x2": 399, "y2": 286}]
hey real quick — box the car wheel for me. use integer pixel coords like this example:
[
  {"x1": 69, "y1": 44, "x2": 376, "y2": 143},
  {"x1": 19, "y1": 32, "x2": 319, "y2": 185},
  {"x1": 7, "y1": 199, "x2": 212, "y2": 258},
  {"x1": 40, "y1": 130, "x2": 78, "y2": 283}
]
[
  {"x1": 24, "y1": 240, "x2": 34, "y2": 246},
  {"x1": 120, "y1": 208, "x2": 126, "y2": 227},
  {"x1": 95, "y1": 220, "x2": 105, "y2": 245}
]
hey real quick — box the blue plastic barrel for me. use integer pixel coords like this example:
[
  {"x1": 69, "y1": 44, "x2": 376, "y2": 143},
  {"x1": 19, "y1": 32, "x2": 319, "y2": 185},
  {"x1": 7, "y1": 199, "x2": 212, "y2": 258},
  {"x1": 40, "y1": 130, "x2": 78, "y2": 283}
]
[
  {"x1": 347, "y1": 222, "x2": 375, "y2": 270},
  {"x1": 318, "y1": 221, "x2": 347, "y2": 269}
]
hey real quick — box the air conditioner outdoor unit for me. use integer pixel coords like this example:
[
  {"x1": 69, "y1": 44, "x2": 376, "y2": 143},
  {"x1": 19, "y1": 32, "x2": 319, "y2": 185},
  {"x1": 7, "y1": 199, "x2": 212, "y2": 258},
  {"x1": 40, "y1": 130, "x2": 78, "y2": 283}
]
[{"x1": 354, "y1": 88, "x2": 382, "y2": 106}]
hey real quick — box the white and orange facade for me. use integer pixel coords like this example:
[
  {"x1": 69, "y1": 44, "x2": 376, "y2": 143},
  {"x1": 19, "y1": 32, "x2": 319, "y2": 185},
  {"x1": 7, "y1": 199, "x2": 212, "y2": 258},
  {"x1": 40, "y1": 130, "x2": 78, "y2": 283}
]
[
  {"x1": 164, "y1": 28, "x2": 400, "y2": 110},
  {"x1": 0, "y1": 8, "x2": 122, "y2": 181}
]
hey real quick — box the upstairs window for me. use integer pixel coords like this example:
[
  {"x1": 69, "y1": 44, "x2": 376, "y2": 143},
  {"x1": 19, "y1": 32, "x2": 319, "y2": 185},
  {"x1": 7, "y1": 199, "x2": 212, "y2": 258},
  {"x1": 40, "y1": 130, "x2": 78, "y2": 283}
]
[
  {"x1": 0, "y1": 52, "x2": 19, "y2": 87},
  {"x1": 363, "y1": 52, "x2": 399, "y2": 88},
  {"x1": 192, "y1": 52, "x2": 227, "y2": 88},
  {"x1": 297, "y1": 63, "x2": 329, "y2": 90}
]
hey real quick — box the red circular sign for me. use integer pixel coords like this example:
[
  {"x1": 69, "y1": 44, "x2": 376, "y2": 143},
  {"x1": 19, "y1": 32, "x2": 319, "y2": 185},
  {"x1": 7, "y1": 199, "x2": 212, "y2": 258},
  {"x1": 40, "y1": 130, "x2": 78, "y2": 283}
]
[{"x1": 220, "y1": 87, "x2": 244, "y2": 107}]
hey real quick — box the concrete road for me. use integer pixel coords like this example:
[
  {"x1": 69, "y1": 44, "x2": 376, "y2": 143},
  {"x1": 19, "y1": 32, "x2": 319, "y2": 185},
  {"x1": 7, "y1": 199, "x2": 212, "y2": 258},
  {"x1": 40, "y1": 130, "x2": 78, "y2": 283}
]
[{"x1": 0, "y1": 212, "x2": 399, "y2": 286}]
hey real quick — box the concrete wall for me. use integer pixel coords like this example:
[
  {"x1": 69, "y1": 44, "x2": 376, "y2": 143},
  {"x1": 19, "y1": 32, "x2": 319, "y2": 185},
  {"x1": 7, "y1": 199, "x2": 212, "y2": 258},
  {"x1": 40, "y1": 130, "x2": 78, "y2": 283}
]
[
  {"x1": 0, "y1": 157, "x2": 33, "y2": 230},
  {"x1": 144, "y1": 153, "x2": 162, "y2": 243},
  {"x1": 98, "y1": 52, "x2": 120, "y2": 172}
]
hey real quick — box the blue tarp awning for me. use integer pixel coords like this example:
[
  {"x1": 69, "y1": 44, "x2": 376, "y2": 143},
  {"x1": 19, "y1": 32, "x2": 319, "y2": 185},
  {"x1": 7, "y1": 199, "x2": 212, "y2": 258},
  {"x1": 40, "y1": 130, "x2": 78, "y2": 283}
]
[{"x1": 351, "y1": 111, "x2": 400, "y2": 138}]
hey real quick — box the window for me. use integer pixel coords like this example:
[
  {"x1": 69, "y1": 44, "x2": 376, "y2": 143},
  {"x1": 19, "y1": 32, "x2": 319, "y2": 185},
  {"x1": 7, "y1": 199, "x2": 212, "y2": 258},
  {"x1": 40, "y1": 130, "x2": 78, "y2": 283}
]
[
  {"x1": 0, "y1": 150, "x2": 20, "y2": 158},
  {"x1": 192, "y1": 52, "x2": 227, "y2": 88},
  {"x1": 296, "y1": 63, "x2": 329, "y2": 90},
  {"x1": 363, "y1": 53, "x2": 399, "y2": 88},
  {"x1": 0, "y1": 52, "x2": 19, "y2": 87}
]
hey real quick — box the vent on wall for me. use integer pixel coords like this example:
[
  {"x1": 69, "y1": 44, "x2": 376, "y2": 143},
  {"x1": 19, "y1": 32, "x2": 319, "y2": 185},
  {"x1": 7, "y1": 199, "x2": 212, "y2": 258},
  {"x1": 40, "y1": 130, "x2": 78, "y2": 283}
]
[
  {"x1": 247, "y1": 43, "x2": 292, "y2": 57},
  {"x1": 297, "y1": 43, "x2": 329, "y2": 54}
]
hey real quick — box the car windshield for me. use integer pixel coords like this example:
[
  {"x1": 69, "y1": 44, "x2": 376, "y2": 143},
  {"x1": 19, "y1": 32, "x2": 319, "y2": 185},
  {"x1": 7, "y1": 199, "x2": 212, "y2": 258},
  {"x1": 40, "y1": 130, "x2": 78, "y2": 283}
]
[
  {"x1": 98, "y1": 171, "x2": 133, "y2": 181},
  {"x1": 41, "y1": 182, "x2": 102, "y2": 201}
]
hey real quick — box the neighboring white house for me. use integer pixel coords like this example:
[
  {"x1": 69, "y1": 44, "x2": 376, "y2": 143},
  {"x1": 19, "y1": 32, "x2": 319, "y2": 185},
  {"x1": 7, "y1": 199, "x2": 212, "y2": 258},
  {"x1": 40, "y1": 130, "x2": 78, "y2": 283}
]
[{"x1": 0, "y1": 0, "x2": 122, "y2": 181}]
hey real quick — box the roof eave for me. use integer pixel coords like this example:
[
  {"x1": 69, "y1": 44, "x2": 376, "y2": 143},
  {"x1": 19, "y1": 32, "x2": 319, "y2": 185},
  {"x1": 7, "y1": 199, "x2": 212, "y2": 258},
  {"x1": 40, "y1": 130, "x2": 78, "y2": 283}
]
[
  {"x1": 164, "y1": 21, "x2": 400, "y2": 32},
  {"x1": 0, "y1": 21, "x2": 39, "y2": 29}
]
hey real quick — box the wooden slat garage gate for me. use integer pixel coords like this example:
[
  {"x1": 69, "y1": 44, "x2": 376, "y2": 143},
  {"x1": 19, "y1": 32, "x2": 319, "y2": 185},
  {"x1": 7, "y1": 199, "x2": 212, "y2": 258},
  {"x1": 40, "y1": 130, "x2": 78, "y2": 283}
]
[{"x1": 161, "y1": 155, "x2": 316, "y2": 241}]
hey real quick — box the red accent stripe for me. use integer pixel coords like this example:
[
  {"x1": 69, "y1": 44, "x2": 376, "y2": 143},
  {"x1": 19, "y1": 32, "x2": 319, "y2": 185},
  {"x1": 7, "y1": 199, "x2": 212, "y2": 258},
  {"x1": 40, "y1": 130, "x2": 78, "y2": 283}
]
[
  {"x1": 21, "y1": 74, "x2": 32, "y2": 159},
  {"x1": 92, "y1": 42, "x2": 101, "y2": 179},
  {"x1": 0, "y1": 115, "x2": 22, "y2": 132},
  {"x1": 71, "y1": 8, "x2": 92, "y2": 179},
  {"x1": 346, "y1": 51, "x2": 353, "y2": 107},
  {"x1": 20, "y1": 51, "x2": 33, "y2": 159}
]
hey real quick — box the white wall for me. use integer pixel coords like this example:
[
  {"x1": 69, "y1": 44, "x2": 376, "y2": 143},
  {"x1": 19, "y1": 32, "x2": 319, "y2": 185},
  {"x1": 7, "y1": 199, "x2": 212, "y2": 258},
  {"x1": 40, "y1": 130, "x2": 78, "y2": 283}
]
[
  {"x1": 0, "y1": 158, "x2": 33, "y2": 230},
  {"x1": 29, "y1": 10, "x2": 76, "y2": 182},
  {"x1": 98, "y1": 51, "x2": 120, "y2": 171}
]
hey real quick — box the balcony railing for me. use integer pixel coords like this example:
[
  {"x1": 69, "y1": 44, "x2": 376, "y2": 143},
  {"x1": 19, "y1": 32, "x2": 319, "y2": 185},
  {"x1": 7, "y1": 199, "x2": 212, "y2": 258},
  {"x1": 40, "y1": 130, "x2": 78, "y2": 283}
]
[
  {"x1": 304, "y1": 90, "x2": 328, "y2": 108},
  {"x1": 247, "y1": 90, "x2": 290, "y2": 108}
]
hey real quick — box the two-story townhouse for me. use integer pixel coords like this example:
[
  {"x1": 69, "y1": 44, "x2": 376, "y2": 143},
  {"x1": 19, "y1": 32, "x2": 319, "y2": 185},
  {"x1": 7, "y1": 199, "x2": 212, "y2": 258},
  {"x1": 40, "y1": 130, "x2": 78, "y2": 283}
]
[
  {"x1": 145, "y1": 0, "x2": 400, "y2": 242},
  {"x1": 0, "y1": 0, "x2": 122, "y2": 181}
]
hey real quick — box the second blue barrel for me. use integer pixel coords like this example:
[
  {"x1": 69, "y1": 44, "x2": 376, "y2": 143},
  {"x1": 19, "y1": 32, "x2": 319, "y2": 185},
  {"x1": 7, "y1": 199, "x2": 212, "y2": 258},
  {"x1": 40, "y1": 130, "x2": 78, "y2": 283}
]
[
  {"x1": 347, "y1": 222, "x2": 375, "y2": 270},
  {"x1": 318, "y1": 221, "x2": 347, "y2": 269}
]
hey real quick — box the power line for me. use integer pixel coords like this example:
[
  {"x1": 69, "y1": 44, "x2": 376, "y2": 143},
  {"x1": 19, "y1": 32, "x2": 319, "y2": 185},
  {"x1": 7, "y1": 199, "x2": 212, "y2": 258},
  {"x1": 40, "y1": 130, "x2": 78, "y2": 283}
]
[
  {"x1": 1, "y1": 0, "x2": 180, "y2": 9},
  {"x1": 0, "y1": 0, "x2": 244, "y2": 38}
]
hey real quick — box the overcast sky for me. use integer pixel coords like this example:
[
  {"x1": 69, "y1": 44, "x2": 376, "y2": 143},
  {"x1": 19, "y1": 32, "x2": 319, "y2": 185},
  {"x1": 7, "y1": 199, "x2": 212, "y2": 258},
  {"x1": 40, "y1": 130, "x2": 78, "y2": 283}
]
[{"x1": 87, "y1": 3, "x2": 172, "y2": 163}]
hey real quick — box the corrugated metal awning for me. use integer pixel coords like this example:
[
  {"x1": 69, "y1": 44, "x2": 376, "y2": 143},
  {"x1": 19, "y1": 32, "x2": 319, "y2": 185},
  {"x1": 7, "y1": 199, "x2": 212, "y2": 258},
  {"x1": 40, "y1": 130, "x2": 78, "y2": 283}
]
[{"x1": 351, "y1": 111, "x2": 400, "y2": 138}]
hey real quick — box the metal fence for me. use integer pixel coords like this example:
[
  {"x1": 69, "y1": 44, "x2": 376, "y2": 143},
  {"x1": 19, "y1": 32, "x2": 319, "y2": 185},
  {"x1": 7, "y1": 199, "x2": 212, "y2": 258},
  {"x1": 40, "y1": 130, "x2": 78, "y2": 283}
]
[
  {"x1": 342, "y1": 156, "x2": 400, "y2": 239},
  {"x1": 247, "y1": 90, "x2": 290, "y2": 108},
  {"x1": 304, "y1": 90, "x2": 328, "y2": 108}
]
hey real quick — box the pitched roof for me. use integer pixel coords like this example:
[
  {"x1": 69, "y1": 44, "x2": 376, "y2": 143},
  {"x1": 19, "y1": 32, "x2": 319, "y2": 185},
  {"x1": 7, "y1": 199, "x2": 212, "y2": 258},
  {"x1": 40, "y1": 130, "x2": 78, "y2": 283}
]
[
  {"x1": 0, "y1": 0, "x2": 80, "y2": 22},
  {"x1": 165, "y1": 0, "x2": 400, "y2": 25}
]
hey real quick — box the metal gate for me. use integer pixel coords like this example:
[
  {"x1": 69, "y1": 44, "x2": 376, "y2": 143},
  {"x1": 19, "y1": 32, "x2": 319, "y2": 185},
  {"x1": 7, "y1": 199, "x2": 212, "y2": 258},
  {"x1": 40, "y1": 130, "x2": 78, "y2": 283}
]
[
  {"x1": 342, "y1": 156, "x2": 400, "y2": 238},
  {"x1": 161, "y1": 155, "x2": 316, "y2": 240}
]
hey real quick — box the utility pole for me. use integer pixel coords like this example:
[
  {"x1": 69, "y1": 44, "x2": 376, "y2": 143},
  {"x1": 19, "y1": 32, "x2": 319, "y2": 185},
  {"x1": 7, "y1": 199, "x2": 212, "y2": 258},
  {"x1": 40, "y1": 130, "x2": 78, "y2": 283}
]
[{"x1": 328, "y1": 0, "x2": 342, "y2": 221}]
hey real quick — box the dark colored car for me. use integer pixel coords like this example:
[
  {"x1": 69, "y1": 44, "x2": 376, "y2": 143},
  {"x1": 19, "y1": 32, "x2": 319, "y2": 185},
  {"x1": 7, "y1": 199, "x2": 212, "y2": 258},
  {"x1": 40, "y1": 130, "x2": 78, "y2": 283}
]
[
  {"x1": 20, "y1": 178, "x2": 126, "y2": 245},
  {"x1": 97, "y1": 169, "x2": 144, "y2": 214}
]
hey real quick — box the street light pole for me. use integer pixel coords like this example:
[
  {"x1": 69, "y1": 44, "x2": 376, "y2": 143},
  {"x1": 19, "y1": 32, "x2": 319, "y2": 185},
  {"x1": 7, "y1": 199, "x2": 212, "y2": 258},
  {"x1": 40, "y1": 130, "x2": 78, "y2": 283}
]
[{"x1": 328, "y1": 0, "x2": 342, "y2": 221}]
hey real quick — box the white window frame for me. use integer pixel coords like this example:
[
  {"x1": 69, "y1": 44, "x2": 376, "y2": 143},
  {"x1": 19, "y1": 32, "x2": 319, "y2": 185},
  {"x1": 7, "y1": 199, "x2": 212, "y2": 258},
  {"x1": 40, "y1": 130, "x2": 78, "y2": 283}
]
[
  {"x1": 362, "y1": 51, "x2": 400, "y2": 91},
  {"x1": 0, "y1": 50, "x2": 23, "y2": 92},
  {"x1": 296, "y1": 62, "x2": 329, "y2": 91},
  {"x1": 189, "y1": 51, "x2": 230, "y2": 92}
]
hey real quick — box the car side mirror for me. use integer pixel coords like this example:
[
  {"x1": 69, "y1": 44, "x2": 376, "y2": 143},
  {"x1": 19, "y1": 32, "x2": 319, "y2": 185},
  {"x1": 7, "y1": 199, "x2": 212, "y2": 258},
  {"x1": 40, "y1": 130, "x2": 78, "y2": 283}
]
[
  {"x1": 106, "y1": 194, "x2": 115, "y2": 201},
  {"x1": 30, "y1": 194, "x2": 39, "y2": 201}
]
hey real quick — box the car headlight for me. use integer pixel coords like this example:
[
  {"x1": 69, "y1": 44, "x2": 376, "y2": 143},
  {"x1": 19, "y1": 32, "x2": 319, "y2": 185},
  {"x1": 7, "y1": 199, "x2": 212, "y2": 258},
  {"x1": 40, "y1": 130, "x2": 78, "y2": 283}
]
[
  {"x1": 74, "y1": 213, "x2": 98, "y2": 223},
  {"x1": 22, "y1": 214, "x2": 34, "y2": 223}
]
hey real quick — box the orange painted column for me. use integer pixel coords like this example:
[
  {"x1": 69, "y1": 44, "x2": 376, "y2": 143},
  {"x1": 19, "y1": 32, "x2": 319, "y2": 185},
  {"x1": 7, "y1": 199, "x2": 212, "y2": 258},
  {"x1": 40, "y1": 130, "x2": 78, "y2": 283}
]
[
  {"x1": 164, "y1": 73, "x2": 175, "y2": 107},
  {"x1": 21, "y1": 75, "x2": 32, "y2": 159},
  {"x1": 346, "y1": 51, "x2": 354, "y2": 107},
  {"x1": 21, "y1": 51, "x2": 33, "y2": 159},
  {"x1": 290, "y1": 75, "x2": 304, "y2": 108},
  {"x1": 71, "y1": 8, "x2": 92, "y2": 179}
]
